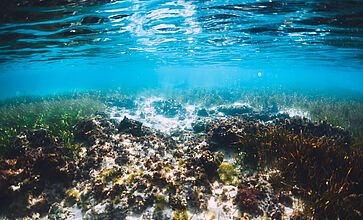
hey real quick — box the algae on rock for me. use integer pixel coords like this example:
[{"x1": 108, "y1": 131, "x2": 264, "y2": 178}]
[{"x1": 217, "y1": 162, "x2": 238, "y2": 185}]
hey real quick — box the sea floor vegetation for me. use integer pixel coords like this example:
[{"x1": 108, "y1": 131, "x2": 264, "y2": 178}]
[
  {"x1": 0, "y1": 88, "x2": 362, "y2": 219},
  {"x1": 0, "y1": 93, "x2": 105, "y2": 157}
]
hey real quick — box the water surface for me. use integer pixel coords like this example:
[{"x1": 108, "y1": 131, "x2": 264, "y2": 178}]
[{"x1": 0, "y1": 0, "x2": 362, "y2": 98}]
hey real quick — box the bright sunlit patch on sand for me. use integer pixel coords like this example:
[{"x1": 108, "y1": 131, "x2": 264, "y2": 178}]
[
  {"x1": 109, "y1": 97, "x2": 199, "y2": 134},
  {"x1": 280, "y1": 107, "x2": 310, "y2": 119},
  {"x1": 69, "y1": 206, "x2": 83, "y2": 220}
]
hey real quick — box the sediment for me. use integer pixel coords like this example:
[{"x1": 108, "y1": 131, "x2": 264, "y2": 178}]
[{"x1": 0, "y1": 97, "x2": 361, "y2": 219}]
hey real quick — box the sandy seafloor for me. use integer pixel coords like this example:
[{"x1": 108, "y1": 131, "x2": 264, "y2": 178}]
[
  {"x1": 58, "y1": 96, "x2": 308, "y2": 220},
  {"x1": 2, "y1": 93, "x2": 347, "y2": 220},
  {"x1": 107, "y1": 97, "x2": 310, "y2": 135}
]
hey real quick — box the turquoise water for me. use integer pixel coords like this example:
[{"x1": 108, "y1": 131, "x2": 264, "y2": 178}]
[
  {"x1": 1, "y1": 2, "x2": 363, "y2": 219},
  {"x1": 0, "y1": 0, "x2": 362, "y2": 98}
]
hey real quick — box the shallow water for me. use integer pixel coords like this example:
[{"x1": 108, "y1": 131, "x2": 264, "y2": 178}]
[
  {"x1": 0, "y1": 0, "x2": 362, "y2": 98},
  {"x1": 1, "y1": 2, "x2": 363, "y2": 219}
]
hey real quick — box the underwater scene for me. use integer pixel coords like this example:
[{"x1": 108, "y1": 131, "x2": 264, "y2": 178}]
[{"x1": 0, "y1": 0, "x2": 362, "y2": 219}]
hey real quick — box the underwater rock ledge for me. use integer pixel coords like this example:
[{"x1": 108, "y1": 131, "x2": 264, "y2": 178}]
[{"x1": 0, "y1": 105, "x2": 361, "y2": 219}]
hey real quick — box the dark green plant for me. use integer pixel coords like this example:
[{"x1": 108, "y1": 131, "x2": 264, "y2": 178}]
[
  {"x1": 0, "y1": 95, "x2": 104, "y2": 158},
  {"x1": 217, "y1": 162, "x2": 238, "y2": 185},
  {"x1": 234, "y1": 125, "x2": 362, "y2": 219},
  {"x1": 173, "y1": 208, "x2": 188, "y2": 220},
  {"x1": 277, "y1": 132, "x2": 362, "y2": 219}
]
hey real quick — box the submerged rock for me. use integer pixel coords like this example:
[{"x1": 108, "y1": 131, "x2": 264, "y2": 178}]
[
  {"x1": 0, "y1": 129, "x2": 77, "y2": 217},
  {"x1": 118, "y1": 117, "x2": 145, "y2": 137},
  {"x1": 5, "y1": 128, "x2": 57, "y2": 158},
  {"x1": 0, "y1": 96, "x2": 357, "y2": 219},
  {"x1": 153, "y1": 99, "x2": 185, "y2": 118},
  {"x1": 197, "y1": 108, "x2": 209, "y2": 117},
  {"x1": 218, "y1": 104, "x2": 253, "y2": 116},
  {"x1": 106, "y1": 97, "x2": 135, "y2": 109},
  {"x1": 74, "y1": 115, "x2": 116, "y2": 146},
  {"x1": 235, "y1": 183, "x2": 260, "y2": 214},
  {"x1": 207, "y1": 117, "x2": 262, "y2": 149},
  {"x1": 48, "y1": 203, "x2": 72, "y2": 220},
  {"x1": 192, "y1": 118, "x2": 211, "y2": 133},
  {"x1": 277, "y1": 117, "x2": 351, "y2": 146}
]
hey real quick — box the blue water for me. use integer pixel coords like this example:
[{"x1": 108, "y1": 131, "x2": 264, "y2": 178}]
[{"x1": 0, "y1": 0, "x2": 362, "y2": 98}]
